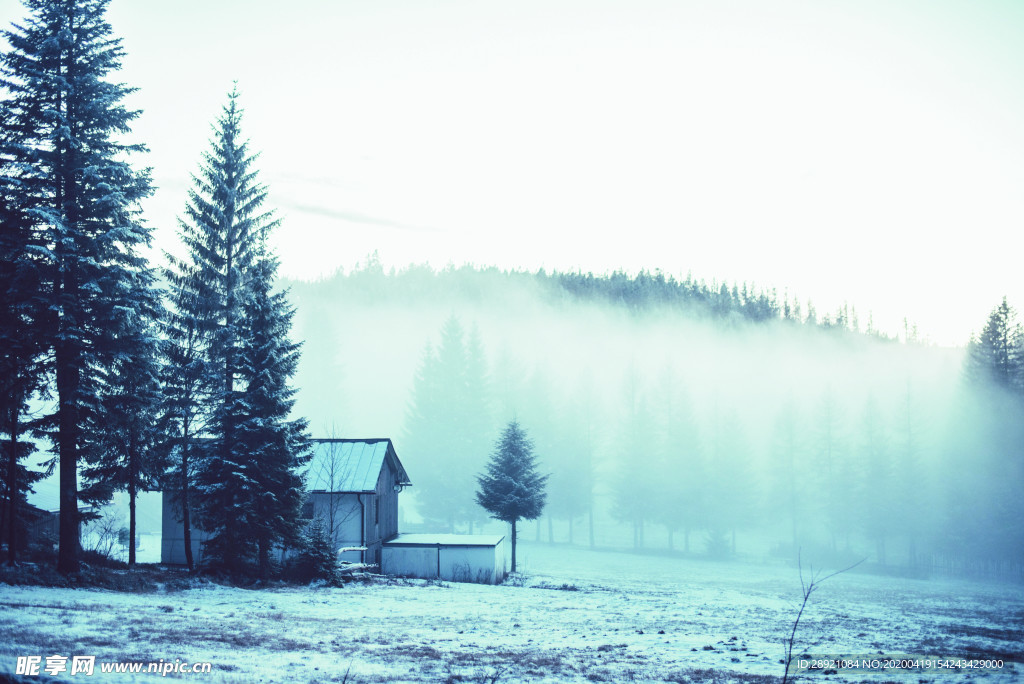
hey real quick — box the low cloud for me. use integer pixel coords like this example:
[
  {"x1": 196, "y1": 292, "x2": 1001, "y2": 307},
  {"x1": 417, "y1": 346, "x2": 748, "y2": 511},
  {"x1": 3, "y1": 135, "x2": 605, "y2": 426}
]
[{"x1": 277, "y1": 200, "x2": 437, "y2": 234}]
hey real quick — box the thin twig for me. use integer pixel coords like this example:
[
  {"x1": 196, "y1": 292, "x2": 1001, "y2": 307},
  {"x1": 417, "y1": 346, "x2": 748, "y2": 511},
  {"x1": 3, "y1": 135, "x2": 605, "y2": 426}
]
[{"x1": 782, "y1": 550, "x2": 866, "y2": 684}]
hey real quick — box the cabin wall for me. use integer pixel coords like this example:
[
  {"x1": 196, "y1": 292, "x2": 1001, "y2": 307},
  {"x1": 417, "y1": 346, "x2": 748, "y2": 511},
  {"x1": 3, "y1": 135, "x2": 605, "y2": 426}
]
[
  {"x1": 376, "y1": 464, "x2": 400, "y2": 541},
  {"x1": 382, "y1": 545, "x2": 439, "y2": 578},
  {"x1": 440, "y1": 545, "x2": 499, "y2": 584},
  {"x1": 494, "y1": 538, "x2": 508, "y2": 583},
  {"x1": 382, "y1": 543, "x2": 505, "y2": 584},
  {"x1": 358, "y1": 462, "x2": 401, "y2": 568}
]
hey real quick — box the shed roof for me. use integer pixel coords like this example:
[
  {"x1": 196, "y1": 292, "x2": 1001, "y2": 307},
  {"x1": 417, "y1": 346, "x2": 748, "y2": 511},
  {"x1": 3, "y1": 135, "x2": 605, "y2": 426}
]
[
  {"x1": 304, "y1": 438, "x2": 411, "y2": 493},
  {"x1": 384, "y1": 534, "x2": 505, "y2": 547}
]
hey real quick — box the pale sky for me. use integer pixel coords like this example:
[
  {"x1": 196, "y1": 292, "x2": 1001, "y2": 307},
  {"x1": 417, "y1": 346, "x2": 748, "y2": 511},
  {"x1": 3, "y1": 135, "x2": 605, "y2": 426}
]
[{"x1": 3, "y1": 0, "x2": 1024, "y2": 346}]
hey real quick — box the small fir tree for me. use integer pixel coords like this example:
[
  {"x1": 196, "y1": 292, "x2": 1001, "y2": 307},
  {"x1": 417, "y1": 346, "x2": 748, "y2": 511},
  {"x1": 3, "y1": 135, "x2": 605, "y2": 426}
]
[
  {"x1": 81, "y1": 297, "x2": 165, "y2": 566},
  {"x1": 476, "y1": 420, "x2": 547, "y2": 573},
  {"x1": 291, "y1": 517, "x2": 338, "y2": 584}
]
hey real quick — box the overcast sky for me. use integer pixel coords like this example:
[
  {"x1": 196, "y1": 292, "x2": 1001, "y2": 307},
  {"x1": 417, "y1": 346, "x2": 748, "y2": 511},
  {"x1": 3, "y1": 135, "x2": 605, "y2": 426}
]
[{"x1": 4, "y1": 0, "x2": 1023, "y2": 346}]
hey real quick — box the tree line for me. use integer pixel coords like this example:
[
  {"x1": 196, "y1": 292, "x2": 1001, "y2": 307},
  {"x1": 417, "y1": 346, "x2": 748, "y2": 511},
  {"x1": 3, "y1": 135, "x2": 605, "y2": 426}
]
[
  {"x1": 290, "y1": 253, "x2": 888, "y2": 337},
  {"x1": 0, "y1": 0, "x2": 308, "y2": 576}
]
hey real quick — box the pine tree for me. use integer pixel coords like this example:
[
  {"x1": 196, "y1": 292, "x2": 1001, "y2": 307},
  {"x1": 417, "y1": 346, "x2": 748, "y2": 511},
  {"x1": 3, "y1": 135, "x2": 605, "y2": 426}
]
[
  {"x1": 547, "y1": 373, "x2": 600, "y2": 546},
  {"x1": 1, "y1": 86, "x2": 49, "y2": 565},
  {"x1": 651, "y1": 365, "x2": 702, "y2": 553},
  {"x1": 611, "y1": 365, "x2": 658, "y2": 549},
  {"x1": 705, "y1": 402, "x2": 753, "y2": 556},
  {"x1": 292, "y1": 517, "x2": 338, "y2": 584},
  {"x1": 857, "y1": 395, "x2": 894, "y2": 566},
  {"x1": 235, "y1": 236, "x2": 310, "y2": 578},
  {"x1": 177, "y1": 88, "x2": 287, "y2": 573},
  {"x1": 476, "y1": 420, "x2": 547, "y2": 573},
  {"x1": 462, "y1": 324, "x2": 494, "y2": 532},
  {"x1": 159, "y1": 271, "x2": 210, "y2": 572},
  {"x1": 518, "y1": 365, "x2": 559, "y2": 543},
  {"x1": 964, "y1": 298, "x2": 1023, "y2": 393},
  {"x1": 812, "y1": 387, "x2": 849, "y2": 552},
  {"x1": 404, "y1": 316, "x2": 491, "y2": 532},
  {"x1": 1, "y1": 0, "x2": 154, "y2": 573},
  {"x1": 769, "y1": 398, "x2": 803, "y2": 551},
  {"x1": 80, "y1": 292, "x2": 164, "y2": 566}
]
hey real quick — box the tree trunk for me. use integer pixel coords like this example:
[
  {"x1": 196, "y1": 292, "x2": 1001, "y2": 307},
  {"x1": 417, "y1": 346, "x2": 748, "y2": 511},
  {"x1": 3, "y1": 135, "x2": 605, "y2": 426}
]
[
  {"x1": 56, "y1": 33, "x2": 81, "y2": 577},
  {"x1": 182, "y1": 436, "x2": 194, "y2": 572},
  {"x1": 128, "y1": 479, "x2": 137, "y2": 566},
  {"x1": 547, "y1": 516, "x2": 554, "y2": 544},
  {"x1": 6, "y1": 406, "x2": 19, "y2": 565},
  {"x1": 258, "y1": 537, "x2": 270, "y2": 579},
  {"x1": 56, "y1": 348, "x2": 80, "y2": 575},
  {"x1": 511, "y1": 519, "x2": 518, "y2": 573}
]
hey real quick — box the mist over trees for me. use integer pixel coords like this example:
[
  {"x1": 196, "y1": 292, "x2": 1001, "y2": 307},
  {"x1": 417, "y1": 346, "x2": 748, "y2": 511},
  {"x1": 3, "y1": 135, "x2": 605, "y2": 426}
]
[
  {"x1": 0, "y1": 1, "x2": 1020, "y2": 584},
  {"x1": 287, "y1": 262, "x2": 1023, "y2": 578}
]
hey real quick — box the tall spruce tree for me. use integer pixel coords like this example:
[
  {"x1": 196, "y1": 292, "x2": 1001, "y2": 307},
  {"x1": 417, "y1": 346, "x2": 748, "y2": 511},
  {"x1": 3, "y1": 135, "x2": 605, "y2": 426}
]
[
  {"x1": 236, "y1": 234, "x2": 310, "y2": 578},
  {"x1": 1, "y1": 0, "x2": 154, "y2": 573},
  {"x1": 176, "y1": 87, "x2": 307, "y2": 573},
  {"x1": 404, "y1": 316, "x2": 492, "y2": 532},
  {"x1": 476, "y1": 419, "x2": 547, "y2": 573},
  {"x1": 1, "y1": 87, "x2": 49, "y2": 565}
]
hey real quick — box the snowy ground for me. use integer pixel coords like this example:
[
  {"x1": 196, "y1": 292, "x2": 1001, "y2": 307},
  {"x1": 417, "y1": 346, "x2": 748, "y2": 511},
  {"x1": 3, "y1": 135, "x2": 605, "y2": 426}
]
[{"x1": 1, "y1": 543, "x2": 1022, "y2": 683}]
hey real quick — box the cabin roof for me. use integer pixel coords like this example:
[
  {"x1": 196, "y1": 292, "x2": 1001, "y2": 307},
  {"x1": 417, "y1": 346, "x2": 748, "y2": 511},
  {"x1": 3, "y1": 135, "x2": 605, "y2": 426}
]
[{"x1": 304, "y1": 438, "x2": 411, "y2": 493}]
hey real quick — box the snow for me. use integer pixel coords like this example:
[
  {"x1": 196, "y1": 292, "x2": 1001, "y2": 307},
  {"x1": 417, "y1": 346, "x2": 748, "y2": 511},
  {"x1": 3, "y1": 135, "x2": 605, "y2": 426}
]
[
  {"x1": 386, "y1": 534, "x2": 504, "y2": 546},
  {"x1": 1, "y1": 543, "x2": 1021, "y2": 682}
]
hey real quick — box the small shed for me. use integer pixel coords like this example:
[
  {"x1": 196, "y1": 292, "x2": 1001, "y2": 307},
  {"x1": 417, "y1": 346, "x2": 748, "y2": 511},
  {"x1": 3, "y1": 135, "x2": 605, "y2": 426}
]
[{"x1": 382, "y1": 533, "x2": 507, "y2": 584}]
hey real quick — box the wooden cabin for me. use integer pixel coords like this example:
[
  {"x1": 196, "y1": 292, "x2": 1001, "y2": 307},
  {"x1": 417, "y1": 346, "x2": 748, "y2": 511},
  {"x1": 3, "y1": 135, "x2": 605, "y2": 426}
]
[
  {"x1": 161, "y1": 437, "x2": 411, "y2": 567},
  {"x1": 302, "y1": 438, "x2": 411, "y2": 568}
]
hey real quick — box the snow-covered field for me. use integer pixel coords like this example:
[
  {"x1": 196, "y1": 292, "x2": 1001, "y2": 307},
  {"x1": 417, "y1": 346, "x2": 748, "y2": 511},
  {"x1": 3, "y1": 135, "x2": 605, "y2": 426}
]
[{"x1": 1, "y1": 543, "x2": 1021, "y2": 683}]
